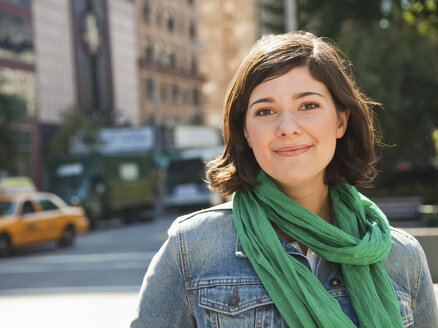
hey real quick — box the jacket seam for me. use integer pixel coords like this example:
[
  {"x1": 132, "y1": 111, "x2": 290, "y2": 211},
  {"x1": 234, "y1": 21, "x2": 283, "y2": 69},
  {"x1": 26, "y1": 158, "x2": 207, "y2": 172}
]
[
  {"x1": 411, "y1": 239, "x2": 422, "y2": 309},
  {"x1": 177, "y1": 223, "x2": 196, "y2": 317},
  {"x1": 186, "y1": 278, "x2": 263, "y2": 290},
  {"x1": 178, "y1": 206, "x2": 232, "y2": 225}
]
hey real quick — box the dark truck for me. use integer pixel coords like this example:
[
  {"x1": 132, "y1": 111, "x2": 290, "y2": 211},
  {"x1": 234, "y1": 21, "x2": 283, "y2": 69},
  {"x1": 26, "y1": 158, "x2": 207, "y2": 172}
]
[
  {"x1": 48, "y1": 153, "x2": 155, "y2": 227},
  {"x1": 164, "y1": 146, "x2": 225, "y2": 210}
]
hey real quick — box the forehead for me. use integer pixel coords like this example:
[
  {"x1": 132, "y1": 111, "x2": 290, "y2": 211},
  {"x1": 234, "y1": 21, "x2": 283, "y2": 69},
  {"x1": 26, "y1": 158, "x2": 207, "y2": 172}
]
[{"x1": 248, "y1": 66, "x2": 329, "y2": 100}]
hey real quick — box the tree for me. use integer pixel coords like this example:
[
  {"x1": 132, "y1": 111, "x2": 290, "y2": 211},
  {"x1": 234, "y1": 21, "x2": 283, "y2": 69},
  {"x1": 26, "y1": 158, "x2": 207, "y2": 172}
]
[
  {"x1": 297, "y1": 0, "x2": 382, "y2": 38},
  {"x1": 0, "y1": 86, "x2": 26, "y2": 175},
  {"x1": 390, "y1": 0, "x2": 438, "y2": 36},
  {"x1": 294, "y1": 0, "x2": 438, "y2": 198},
  {"x1": 48, "y1": 108, "x2": 103, "y2": 158},
  {"x1": 259, "y1": 0, "x2": 286, "y2": 34}
]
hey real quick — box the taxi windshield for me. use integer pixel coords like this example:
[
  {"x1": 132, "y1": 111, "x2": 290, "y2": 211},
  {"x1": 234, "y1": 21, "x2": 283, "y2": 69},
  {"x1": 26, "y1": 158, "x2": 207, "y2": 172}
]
[{"x1": 0, "y1": 201, "x2": 16, "y2": 216}]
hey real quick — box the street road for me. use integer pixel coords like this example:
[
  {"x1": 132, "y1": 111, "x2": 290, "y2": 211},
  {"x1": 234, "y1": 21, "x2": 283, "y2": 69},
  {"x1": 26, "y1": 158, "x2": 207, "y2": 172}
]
[
  {"x1": 1, "y1": 211, "x2": 438, "y2": 328},
  {"x1": 0, "y1": 211, "x2": 179, "y2": 328}
]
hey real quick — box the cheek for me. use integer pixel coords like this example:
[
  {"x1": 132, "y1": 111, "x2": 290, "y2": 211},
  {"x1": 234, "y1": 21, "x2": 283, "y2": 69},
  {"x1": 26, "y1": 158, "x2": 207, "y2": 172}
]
[
  {"x1": 244, "y1": 128, "x2": 251, "y2": 148},
  {"x1": 245, "y1": 125, "x2": 268, "y2": 151}
]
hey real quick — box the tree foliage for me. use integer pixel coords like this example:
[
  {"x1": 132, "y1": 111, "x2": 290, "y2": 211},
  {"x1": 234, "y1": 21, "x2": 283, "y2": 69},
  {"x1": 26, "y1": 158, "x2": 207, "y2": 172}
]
[
  {"x1": 0, "y1": 84, "x2": 26, "y2": 175},
  {"x1": 48, "y1": 108, "x2": 103, "y2": 158},
  {"x1": 259, "y1": 0, "x2": 286, "y2": 34},
  {"x1": 292, "y1": 0, "x2": 438, "y2": 197}
]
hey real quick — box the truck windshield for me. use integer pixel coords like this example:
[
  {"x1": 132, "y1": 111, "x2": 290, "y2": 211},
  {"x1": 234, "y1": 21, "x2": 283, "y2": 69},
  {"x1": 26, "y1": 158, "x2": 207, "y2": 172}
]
[
  {"x1": 166, "y1": 158, "x2": 205, "y2": 188},
  {"x1": 0, "y1": 201, "x2": 16, "y2": 216}
]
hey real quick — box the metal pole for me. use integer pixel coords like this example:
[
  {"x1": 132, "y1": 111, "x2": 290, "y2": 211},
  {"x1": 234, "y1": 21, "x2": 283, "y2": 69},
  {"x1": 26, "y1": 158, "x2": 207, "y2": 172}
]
[
  {"x1": 151, "y1": 54, "x2": 164, "y2": 218},
  {"x1": 284, "y1": 0, "x2": 297, "y2": 32}
]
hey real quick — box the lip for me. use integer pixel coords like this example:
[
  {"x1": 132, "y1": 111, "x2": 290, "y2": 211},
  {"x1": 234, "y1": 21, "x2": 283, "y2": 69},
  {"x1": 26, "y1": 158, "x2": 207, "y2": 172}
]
[{"x1": 274, "y1": 145, "x2": 312, "y2": 157}]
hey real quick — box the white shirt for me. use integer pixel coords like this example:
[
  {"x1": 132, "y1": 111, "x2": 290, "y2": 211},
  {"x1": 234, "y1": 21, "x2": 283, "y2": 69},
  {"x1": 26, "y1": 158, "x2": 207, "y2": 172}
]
[{"x1": 290, "y1": 241, "x2": 320, "y2": 275}]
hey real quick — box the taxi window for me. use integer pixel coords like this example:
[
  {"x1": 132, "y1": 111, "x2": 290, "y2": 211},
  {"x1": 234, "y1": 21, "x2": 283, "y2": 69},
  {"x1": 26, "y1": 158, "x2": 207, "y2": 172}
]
[
  {"x1": 38, "y1": 199, "x2": 59, "y2": 211},
  {"x1": 0, "y1": 201, "x2": 15, "y2": 216},
  {"x1": 21, "y1": 201, "x2": 36, "y2": 215}
]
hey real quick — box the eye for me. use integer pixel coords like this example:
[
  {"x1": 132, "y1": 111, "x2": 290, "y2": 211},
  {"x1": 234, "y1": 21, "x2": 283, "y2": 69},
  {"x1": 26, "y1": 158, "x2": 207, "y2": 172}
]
[
  {"x1": 299, "y1": 102, "x2": 319, "y2": 111},
  {"x1": 255, "y1": 108, "x2": 275, "y2": 116}
]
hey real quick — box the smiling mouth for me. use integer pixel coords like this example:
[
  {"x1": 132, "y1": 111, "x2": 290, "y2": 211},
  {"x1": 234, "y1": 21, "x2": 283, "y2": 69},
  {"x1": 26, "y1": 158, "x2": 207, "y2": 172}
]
[{"x1": 274, "y1": 145, "x2": 311, "y2": 157}]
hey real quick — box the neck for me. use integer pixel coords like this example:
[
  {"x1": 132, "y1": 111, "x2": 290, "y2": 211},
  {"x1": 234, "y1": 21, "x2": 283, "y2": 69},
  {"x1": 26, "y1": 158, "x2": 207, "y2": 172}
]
[{"x1": 277, "y1": 181, "x2": 333, "y2": 224}]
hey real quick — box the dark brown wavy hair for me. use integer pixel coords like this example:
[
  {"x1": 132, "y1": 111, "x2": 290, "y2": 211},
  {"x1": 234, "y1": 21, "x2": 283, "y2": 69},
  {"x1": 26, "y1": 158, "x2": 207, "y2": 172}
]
[{"x1": 207, "y1": 31, "x2": 381, "y2": 197}]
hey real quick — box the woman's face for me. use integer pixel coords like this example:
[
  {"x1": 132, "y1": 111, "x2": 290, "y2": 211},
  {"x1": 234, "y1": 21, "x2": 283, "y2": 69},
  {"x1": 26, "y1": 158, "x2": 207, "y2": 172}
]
[{"x1": 244, "y1": 65, "x2": 349, "y2": 194}]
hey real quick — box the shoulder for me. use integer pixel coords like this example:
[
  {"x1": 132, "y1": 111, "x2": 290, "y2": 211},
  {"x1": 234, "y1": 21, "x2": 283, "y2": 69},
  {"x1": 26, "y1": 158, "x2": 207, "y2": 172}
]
[
  {"x1": 169, "y1": 201, "x2": 233, "y2": 235},
  {"x1": 166, "y1": 202, "x2": 246, "y2": 282},
  {"x1": 384, "y1": 226, "x2": 426, "y2": 295},
  {"x1": 388, "y1": 226, "x2": 423, "y2": 258},
  {"x1": 386, "y1": 226, "x2": 424, "y2": 269},
  {"x1": 166, "y1": 202, "x2": 235, "y2": 254}
]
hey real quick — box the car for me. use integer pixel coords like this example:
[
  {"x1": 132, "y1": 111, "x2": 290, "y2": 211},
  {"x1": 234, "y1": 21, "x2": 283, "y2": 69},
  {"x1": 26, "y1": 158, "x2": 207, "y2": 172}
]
[{"x1": 0, "y1": 191, "x2": 89, "y2": 257}]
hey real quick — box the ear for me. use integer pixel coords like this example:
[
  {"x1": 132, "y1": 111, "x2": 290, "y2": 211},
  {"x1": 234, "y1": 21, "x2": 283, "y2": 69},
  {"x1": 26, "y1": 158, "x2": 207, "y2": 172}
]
[
  {"x1": 244, "y1": 127, "x2": 252, "y2": 148},
  {"x1": 336, "y1": 109, "x2": 350, "y2": 139}
]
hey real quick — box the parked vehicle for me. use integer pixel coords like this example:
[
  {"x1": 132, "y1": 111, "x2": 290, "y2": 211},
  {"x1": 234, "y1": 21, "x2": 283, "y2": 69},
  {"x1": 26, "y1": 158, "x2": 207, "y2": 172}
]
[
  {"x1": 48, "y1": 153, "x2": 155, "y2": 227},
  {"x1": 0, "y1": 191, "x2": 88, "y2": 256},
  {"x1": 164, "y1": 146, "x2": 224, "y2": 210}
]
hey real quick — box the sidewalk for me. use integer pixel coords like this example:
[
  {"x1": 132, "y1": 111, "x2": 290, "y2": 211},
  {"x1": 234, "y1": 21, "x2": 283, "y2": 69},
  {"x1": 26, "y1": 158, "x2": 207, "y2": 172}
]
[
  {"x1": 0, "y1": 288, "x2": 139, "y2": 328},
  {"x1": 1, "y1": 285, "x2": 438, "y2": 328}
]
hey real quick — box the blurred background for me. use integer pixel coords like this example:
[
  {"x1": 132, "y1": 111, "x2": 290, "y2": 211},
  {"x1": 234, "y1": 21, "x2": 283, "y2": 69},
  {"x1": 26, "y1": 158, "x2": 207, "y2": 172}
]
[{"x1": 0, "y1": 0, "x2": 437, "y2": 327}]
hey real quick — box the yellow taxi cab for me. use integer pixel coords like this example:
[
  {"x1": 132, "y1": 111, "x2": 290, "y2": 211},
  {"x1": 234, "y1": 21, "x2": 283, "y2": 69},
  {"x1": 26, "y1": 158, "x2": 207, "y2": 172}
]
[{"x1": 0, "y1": 191, "x2": 89, "y2": 257}]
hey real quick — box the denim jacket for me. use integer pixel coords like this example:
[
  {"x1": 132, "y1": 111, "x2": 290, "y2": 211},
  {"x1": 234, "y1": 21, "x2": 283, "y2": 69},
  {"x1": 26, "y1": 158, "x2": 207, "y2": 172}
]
[{"x1": 131, "y1": 202, "x2": 438, "y2": 327}]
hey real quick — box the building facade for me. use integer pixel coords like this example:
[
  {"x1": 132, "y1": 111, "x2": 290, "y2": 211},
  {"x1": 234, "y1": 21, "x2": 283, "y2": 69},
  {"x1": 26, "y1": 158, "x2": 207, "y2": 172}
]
[
  {"x1": 33, "y1": 0, "x2": 140, "y2": 126},
  {"x1": 1, "y1": 0, "x2": 143, "y2": 188},
  {"x1": 0, "y1": 0, "x2": 36, "y2": 116},
  {"x1": 136, "y1": 0, "x2": 204, "y2": 126},
  {"x1": 0, "y1": 0, "x2": 41, "y2": 184},
  {"x1": 197, "y1": 0, "x2": 296, "y2": 127},
  {"x1": 198, "y1": 0, "x2": 258, "y2": 127}
]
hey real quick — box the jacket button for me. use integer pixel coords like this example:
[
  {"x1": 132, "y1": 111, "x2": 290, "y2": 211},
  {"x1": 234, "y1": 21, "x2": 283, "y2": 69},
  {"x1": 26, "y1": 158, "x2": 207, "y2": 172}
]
[
  {"x1": 229, "y1": 296, "x2": 240, "y2": 308},
  {"x1": 229, "y1": 288, "x2": 240, "y2": 308},
  {"x1": 329, "y1": 278, "x2": 342, "y2": 289}
]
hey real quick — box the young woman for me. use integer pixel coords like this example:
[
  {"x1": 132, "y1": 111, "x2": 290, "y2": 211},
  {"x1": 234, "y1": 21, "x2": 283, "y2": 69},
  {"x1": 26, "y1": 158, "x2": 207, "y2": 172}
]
[{"x1": 131, "y1": 31, "x2": 438, "y2": 327}]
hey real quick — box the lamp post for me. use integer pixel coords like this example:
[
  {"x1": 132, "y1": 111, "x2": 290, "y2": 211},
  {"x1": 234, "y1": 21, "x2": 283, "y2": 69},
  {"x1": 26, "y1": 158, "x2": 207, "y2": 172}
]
[
  {"x1": 150, "y1": 52, "x2": 165, "y2": 218},
  {"x1": 284, "y1": 0, "x2": 297, "y2": 32}
]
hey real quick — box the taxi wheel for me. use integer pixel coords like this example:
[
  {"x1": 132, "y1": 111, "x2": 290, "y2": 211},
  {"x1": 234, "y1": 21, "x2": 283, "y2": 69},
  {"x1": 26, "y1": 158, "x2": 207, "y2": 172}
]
[
  {"x1": 0, "y1": 234, "x2": 11, "y2": 257},
  {"x1": 58, "y1": 225, "x2": 75, "y2": 248}
]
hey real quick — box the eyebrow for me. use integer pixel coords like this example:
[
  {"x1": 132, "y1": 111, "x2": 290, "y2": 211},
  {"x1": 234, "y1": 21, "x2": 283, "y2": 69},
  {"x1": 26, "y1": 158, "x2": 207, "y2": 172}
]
[
  {"x1": 249, "y1": 91, "x2": 324, "y2": 109},
  {"x1": 293, "y1": 91, "x2": 324, "y2": 100}
]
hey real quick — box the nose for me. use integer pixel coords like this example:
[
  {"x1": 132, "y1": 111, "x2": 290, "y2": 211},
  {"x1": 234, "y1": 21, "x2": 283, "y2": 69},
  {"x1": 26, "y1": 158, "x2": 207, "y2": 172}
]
[{"x1": 277, "y1": 112, "x2": 302, "y2": 137}]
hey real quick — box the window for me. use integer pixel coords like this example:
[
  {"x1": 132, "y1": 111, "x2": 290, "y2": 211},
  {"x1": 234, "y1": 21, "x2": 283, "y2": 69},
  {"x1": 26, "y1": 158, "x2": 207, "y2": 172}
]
[
  {"x1": 142, "y1": 0, "x2": 151, "y2": 22},
  {"x1": 144, "y1": 39, "x2": 153, "y2": 61},
  {"x1": 0, "y1": 12, "x2": 34, "y2": 63},
  {"x1": 189, "y1": 21, "x2": 196, "y2": 40},
  {"x1": 169, "y1": 48, "x2": 176, "y2": 68},
  {"x1": 191, "y1": 56, "x2": 198, "y2": 74},
  {"x1": 166, "y1": 12, "x2": 175, "y2": 32},
  {"x1": 0, "y1": 201, "x2": 15, "y2": 216},
  {"x1": 166, "y1": 158, "x2": 205, "y2": 188},
  {"x1": 146, "y1": 78, "x2": 156, "y2": 100},
  {"x1": 193, "y1": 88, "x2": 200, "y2": 106},
  {"x1": 21, "y1": 201, "x2": 35, "y2": 215},
  {"x1": 38, "y1": 199, "x2": 59, "y2": 211},
  {"x1": 2, "y1": 0, "x2": 31, "y2": 7},
  {"x1": 172, "y1": 84, "x2": 180, "y2": 104},
  {"x1": 160, "y1": 83, "x2": 168, "y2": 102}
]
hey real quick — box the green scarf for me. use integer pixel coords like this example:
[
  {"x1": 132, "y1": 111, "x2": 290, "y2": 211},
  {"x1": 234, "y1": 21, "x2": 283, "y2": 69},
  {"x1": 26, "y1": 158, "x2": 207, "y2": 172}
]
[{"x1": 232, "y1": 170, "x2": 403, "y2": 328}]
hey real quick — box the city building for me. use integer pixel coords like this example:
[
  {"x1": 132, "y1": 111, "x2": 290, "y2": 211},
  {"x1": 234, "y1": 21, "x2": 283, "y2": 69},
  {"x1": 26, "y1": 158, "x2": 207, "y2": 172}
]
[
  {"x1": 33, "y1": 0, "x2": 139, "y2": 126},
  {"x1": 136, "y1": 0, "x2": 204, "y2": 126},
  {"x1": 1, "y1": 0, "x2": 142, "y2": 188},
  {"x1": 0, "y1": 0, "x2": 40, "y2": 184},
  {"x1": 197, "y1": 0, "x2": 258, "y2": 127},
  {"x1": 197, "y1": 0, "x2": 296, "y2": 127},
  {"x1": 0, "y1": 0, "x2": 35, "y2": 116}
]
